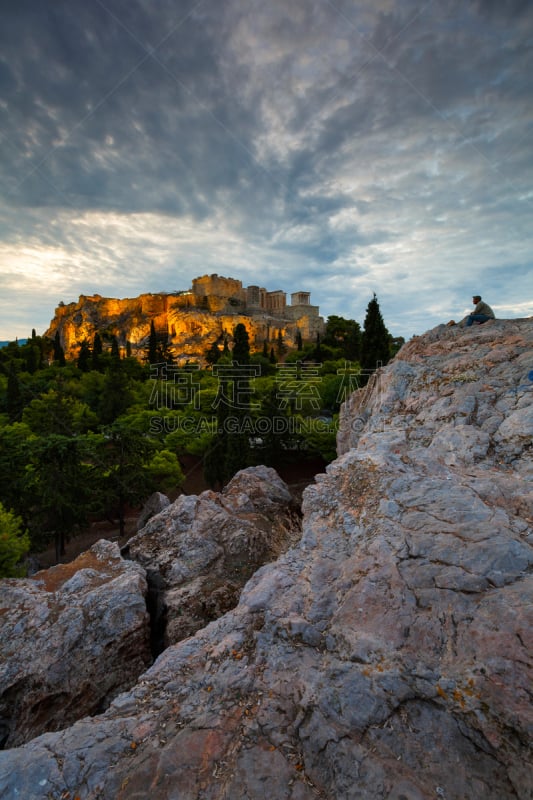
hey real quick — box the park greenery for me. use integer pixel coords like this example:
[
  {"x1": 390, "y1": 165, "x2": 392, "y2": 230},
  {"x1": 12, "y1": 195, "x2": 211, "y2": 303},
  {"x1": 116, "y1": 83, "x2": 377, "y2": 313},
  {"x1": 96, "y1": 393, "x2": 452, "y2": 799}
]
[{"x1": 0, "y1": 297, "x2": 401, "y2": 573}]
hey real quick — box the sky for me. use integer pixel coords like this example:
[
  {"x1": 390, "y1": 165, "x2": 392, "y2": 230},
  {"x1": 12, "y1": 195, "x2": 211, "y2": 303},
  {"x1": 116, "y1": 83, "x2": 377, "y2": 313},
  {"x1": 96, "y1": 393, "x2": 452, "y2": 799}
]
[{"x1": 1, "y1": 0, "x2": 532, "y2": 342}]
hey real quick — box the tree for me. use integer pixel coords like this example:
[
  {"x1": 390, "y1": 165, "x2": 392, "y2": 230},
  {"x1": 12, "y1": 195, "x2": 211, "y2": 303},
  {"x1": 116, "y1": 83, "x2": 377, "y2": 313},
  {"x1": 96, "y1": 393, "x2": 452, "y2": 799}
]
[
  {"x1": 24, "y1": 342, "x2": 39, "y2": 374},
  {"x1": 98, "y1": 360, "x2": 133, "y2": 425},
  {"x1": 110, "y1": 335, "x2": 120, "y2": 360},
  {"x1": 23, "y1": 388, "x2": 97, "y2": 436},
  {"x1": 96, "y1": 423, "x2": 155, "y2": 537},
  {"x1": 6, "y1": 362, "x2": 22, "y2": 423},
  {"x1": 323, "y1": 315, "x2": 362, "y2": 361},
  {"x1": 147, "y1": 321, "x2": 158, "y2": 365},
  {"x1": 92, "y1": 332, "x2": 103, "y2": 370},
  {"x1": 0, "y1": 423, "x2": 34, "y2": 526},
  {"x1": 314, "y1": 332, "x2": 322, "y2": 362},
  {"x1": 224, "y1": 324, "x2": 252, "y2": 477},
  {"x1": 203, "y1": 376, "x2": 230, "y2": 489},
  {"x1": 295, "y1": 329, "x2": 303, "y2": 351},
  {"x1": 28, "y1": 434, "x2": 90, "y2": 560},
  {"x1": 276, "y1": 330, "x2": 286, "y2": 358},
  {"x1": 361, "y1": 294, "x2": 391, "y2": 371},
  {"x1": 0, "y1": 503, "x2": 30, "y2": 578},
  {"x1": 53, "y1": 331, "x2": 66, "y2": 366},
  {"x1": 77, "y1": 339, "x2": 92, "y2": 372},
  {"x1": 232, "y1": 323, "x2": 250, "y2": 364},
  {"x1": 205, "y1": 340, "x2": 221, "y2": 366},
  {"x1": 146, "y1": 449, "x2": 184, "y2": 494}
]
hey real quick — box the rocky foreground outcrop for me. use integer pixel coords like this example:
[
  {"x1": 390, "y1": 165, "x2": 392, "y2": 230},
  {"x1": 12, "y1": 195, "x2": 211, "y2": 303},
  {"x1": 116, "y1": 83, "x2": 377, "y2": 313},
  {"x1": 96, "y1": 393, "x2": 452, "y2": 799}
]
[
  {"x1": 0, "y1": 318, "x2": 532, "y2": 799},
  {"x1": 0, "y1": 541, "x2": 151, "y2": 749},
  {"x1": 126, "y1": 466, "x2": 300, "y2": 649}
]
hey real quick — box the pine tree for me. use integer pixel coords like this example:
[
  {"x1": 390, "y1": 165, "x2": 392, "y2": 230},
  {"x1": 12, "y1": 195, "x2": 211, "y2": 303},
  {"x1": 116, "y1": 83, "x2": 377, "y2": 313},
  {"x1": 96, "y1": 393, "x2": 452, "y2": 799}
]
[
  {"x1": 98, "y1": 360, "x2": 132, "y2": 425},
  {"x1": 203, "y1": 376, "x2": 230, "y2": 489},
  {"x1": 361, "y1": 294, "x2": 391, "y2": 371},
  {"x1": 30, "y1": 434, "x2": 89, "y2": 561}
]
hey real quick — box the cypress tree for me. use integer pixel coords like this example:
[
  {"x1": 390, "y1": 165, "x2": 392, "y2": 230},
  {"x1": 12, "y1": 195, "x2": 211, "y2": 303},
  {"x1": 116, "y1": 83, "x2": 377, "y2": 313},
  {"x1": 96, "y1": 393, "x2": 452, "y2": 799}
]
[
  {"x1": 147, "y1": 321, "x2": 158, "y2": 365},
  {"x1": 77, "y1": 340, "x2": 91, "y2": 372},
  {"x1": 110, "y1": 335, "x2": 120, "y2": 361},
  {"x1": 232, "y1": 323, "x2": 250, "y2": 364},
  {"x1": 53, "y1": 331, "x2": 66, "y2": 366},
  {"x1": 276, "y1": 330, "x2": 285, "y2": 358},
  {"x1": 205, "y1": 340, "x2": 221, "y2": 365},
  {"x1": 92, "y1": 333, "x2": 103, "y2": 370},
  {"x1": 25, "y1": 344, "x2": 38, "y2": 374},
  {"x1": 314, "y1": 331, "x2": 322, "y2": 362},
  {"x1": 361, "y1": 294, "x2": 391, "y2": 371}
]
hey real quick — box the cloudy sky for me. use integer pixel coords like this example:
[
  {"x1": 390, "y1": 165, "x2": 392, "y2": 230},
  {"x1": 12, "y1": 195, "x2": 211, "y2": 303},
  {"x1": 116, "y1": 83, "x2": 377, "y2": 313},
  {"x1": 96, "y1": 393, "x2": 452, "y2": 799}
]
[{"x1": 1, "y1": 0, "x2": 532, "y2": 342}]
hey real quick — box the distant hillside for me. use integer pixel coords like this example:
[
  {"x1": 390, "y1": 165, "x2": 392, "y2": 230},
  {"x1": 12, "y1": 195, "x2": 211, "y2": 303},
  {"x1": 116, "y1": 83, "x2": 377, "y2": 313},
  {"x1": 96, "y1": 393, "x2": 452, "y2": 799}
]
[{"x1": 0, "y1": 339, "x2": 27, "y2": 348}]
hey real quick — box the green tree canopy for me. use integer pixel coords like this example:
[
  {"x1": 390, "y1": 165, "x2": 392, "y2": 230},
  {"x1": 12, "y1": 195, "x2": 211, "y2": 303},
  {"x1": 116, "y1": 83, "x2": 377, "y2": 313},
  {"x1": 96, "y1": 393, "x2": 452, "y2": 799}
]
[
  {"x1": 0, "y1": 503, "x2": 30, "y2": 578},
  {"x1": 323, "y1": 315, "x2": 362, "y2": 361}
]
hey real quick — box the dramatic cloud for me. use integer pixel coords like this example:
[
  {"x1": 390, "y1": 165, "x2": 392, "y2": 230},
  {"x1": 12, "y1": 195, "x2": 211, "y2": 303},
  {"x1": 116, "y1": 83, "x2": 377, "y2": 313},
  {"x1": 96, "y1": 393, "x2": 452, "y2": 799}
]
[{"x1": 1, "y1": 0, "x2": 532, "y2": 339}]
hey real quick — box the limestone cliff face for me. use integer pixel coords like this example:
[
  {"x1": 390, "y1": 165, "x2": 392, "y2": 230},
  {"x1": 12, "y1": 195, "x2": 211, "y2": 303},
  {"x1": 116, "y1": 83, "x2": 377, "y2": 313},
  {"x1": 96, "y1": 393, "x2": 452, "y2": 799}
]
[
  {"x1": 1, "y1": 319, "x2": 532, "y2": 799},
  {"x1": 45, "y1": 288, "x2": 324, "y2": 363}
]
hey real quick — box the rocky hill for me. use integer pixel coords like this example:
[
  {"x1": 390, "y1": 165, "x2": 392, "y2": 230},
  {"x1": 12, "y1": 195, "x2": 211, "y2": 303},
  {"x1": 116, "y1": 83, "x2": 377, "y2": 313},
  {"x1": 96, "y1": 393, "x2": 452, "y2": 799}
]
[
  {"x1": 44, "y1": 275, "x2": 325, "y2": 363},
  {"x1": 0, "y1": 318, "x2": 532, "y2": 799}
]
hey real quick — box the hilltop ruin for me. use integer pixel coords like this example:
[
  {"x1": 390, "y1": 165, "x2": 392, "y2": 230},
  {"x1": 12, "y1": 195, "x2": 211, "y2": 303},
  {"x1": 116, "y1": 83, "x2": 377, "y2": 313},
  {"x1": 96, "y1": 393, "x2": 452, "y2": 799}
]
[{"x1": 45, "y1": 274, "x2": 325, "y2": 364}]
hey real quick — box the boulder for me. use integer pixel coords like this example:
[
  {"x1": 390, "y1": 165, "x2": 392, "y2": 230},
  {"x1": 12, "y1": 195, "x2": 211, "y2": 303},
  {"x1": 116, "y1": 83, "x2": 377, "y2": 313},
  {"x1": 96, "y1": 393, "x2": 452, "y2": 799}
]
[
  {"x1": 0, "y1": 320, "x2": 532, "y2": 799},
  {"x1": 124, "y1": 465, "x2": 300, "y2": 647},
  {"x1": 0, "y1": 540, "x2": 151, "y2": 749},
  {"x1": 136, "y1": 491, "x2": 170, "y2": 531}
]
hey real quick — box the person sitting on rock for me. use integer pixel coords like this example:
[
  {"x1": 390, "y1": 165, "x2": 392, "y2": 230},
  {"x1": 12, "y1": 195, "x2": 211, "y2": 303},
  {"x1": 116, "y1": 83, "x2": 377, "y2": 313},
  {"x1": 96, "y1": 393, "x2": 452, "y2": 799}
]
[
  {"x1": 466, "y1": 295, "x2": 495, "y2": 327},
  {"x1": 448, "y1": 295, "x2": 496, "y2": 327}
]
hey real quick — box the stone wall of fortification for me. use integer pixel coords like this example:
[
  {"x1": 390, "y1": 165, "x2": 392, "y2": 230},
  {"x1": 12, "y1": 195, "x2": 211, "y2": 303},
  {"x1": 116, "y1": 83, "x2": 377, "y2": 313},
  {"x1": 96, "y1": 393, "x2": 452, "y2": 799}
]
[{"x1": 192, "y1": 274, "x2": 245, "y2": 302}]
